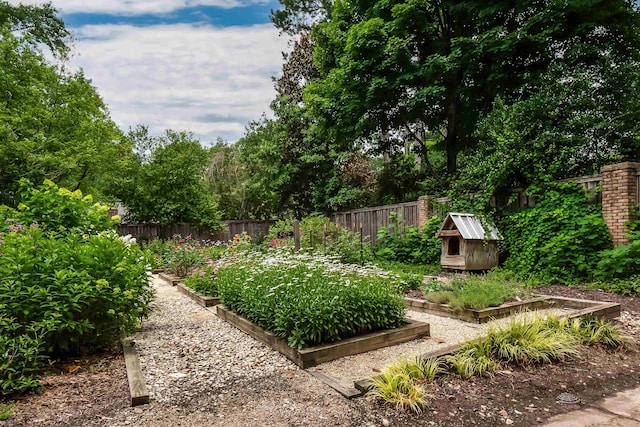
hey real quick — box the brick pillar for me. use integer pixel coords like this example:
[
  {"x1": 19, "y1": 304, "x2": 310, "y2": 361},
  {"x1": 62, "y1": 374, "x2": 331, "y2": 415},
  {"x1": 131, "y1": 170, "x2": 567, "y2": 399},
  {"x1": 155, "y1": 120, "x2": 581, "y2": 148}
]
[
  {"x1": 601, "y1": 162, "x2": 640, "y2": 246},
  {"x1": 417, "y1": 196, "x2": 431, "y2": 227}
]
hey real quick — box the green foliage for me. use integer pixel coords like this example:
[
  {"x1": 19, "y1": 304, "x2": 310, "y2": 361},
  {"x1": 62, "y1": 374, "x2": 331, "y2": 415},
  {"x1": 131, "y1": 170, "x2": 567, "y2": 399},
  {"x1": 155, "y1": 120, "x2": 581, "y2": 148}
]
[
  {"x1": 0, "y1": 401, "x2": 15, "y2": 420},
  {"x1": 371, "y1": 365, "x2": 428, "y2": 414},
  {"x1": 486, "y1": 317, "x2": 579, "y2": 366},
  {"x1": 422, "y1": 276, "x2": 518, "y2": 311},
  {"x1": 184, "y1": 260, "x2": 224, "y2": 297},
  {"x1": 0, "y1": 28, "x2": 128, "y2": 205},
  {"x1": 447, "y1": 340, "x2": 497, "y2": 378},
  {"x1": 264, "y1": 215, "x2": 374, "y2": 264},
  {"x1": 543, "y1": 316, "x2": 626, "y2": 349},
  {"x1": 162, "y1": 236, "x2": 205, "y2": 278},
  {"x1": 0, "y1": 189, "x2": 155, "y2": 395},
  {"x1": 376, "y1": 214, "x2": 441, "y2": 265},
  {"x1": 113, "y1": 127, "x2": 221, "y2": 230},
  {"x1": 501, "y1": 183, "x2": 612, "y2": 284},
  {"x1": 589, "y1": 276, "x2": 640, "y2": 296},
  {"x1": 595, "y1": 231, "x2": 640, "y2": 281},
  {"x1": 0, "y1": 180, "x2": 116, "y2": 235},
  {"x1": 214, "y1": 252, "x2": 406, "y2": 349}
]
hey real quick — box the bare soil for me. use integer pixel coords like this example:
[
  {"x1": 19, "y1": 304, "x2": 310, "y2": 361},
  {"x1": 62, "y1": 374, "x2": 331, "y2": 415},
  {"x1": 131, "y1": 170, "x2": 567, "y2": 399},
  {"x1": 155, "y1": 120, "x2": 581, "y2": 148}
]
[{"x1": 2, "y1": 285, "x2": 640, "y2": 427}]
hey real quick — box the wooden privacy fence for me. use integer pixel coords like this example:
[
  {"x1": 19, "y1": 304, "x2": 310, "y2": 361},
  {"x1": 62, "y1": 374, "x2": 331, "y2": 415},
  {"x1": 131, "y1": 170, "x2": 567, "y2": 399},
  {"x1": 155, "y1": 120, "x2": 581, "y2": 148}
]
[
  {"x1": 330, "y1": 201, "x2": 421, "y2": 245},
  {"x1": 118, "y1": 220, "x2": 275, "y2": 242}
]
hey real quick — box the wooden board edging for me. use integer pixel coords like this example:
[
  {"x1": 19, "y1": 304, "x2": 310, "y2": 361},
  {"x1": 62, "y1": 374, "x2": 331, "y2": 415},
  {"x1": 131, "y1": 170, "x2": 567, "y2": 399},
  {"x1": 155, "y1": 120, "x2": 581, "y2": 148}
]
[
  {"x1": 122, "y1": 339, "x2": 149, "y2": 406},
  {"x1": 307, "y1": 370, "x2": 364, "y2": 399},
  {"x1": 176, "y1": 283, "x2": 220, "y2": 307},
  {"x1": 404, "y1": 296, "x2": 552, "y2": 323},
  {"x1": 215, "y1": 305, "x2": 430, "y2": 369},
  {"x1": 157, "y1": 272, "x2": 181, "y2": 286}
]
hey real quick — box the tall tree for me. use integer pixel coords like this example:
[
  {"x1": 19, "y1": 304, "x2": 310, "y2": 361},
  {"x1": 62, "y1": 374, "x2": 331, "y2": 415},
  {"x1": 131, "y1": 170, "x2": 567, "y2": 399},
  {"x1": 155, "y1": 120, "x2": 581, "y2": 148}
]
[
  {"x1": 0, "y1": 1, "x2": 71, "y2": 57},
  {"x1": 114, "y1": 127, "x2": 221, "y2": 229},
  {"x1": 308, "y1": 0, "x2": 640, "y2": 175},
  {"x1": 271, "y1": 0, "x2": 333, "y2": 35},
  {"x1": 0, "y1": 29, "x2": 127, "y2": 205}
]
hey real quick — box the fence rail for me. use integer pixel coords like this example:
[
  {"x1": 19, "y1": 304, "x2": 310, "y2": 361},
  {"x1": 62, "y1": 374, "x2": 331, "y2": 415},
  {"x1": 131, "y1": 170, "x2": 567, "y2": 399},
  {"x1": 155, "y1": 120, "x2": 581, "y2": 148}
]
[
  {"x1": 118, "y1": 220, "x2": 275, "y2": 243},
  {"x1": 330, "y1": 201, "x2": 418, "y2": 244}
]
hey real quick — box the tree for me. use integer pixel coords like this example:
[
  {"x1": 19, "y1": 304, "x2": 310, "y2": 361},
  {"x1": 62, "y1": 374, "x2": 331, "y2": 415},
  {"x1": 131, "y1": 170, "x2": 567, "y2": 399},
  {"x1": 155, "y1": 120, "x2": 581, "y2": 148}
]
[
  {"x1": 0, "y1": 29, "x2": 127, "y2": 206},
  {"x1": 0, "y1": 0, "x2": 71, "y2": 57},
  {"x1": 271, "y1": 0, "x2": 333, "y2": 35},
  {"x1": 308, "y1": 0, "x2": 640, "y2": 175},
  {"x1": 114, "y1": 127, "x2": 221, "y2": 229}
]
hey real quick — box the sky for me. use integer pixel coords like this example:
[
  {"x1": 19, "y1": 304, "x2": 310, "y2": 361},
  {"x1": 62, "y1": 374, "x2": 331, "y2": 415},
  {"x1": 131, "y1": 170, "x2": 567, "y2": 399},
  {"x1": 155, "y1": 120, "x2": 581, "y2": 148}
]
[{"x1": 10, "y1": 0, "x2": 291, "y2": 144}]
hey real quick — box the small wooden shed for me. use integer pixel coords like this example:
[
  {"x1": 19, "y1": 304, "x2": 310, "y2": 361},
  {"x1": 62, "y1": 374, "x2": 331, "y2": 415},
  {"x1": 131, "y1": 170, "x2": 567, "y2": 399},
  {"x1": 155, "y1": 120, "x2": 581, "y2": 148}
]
[{"x1": 436, "y1": 213, "x2": 501, "y2": 271}]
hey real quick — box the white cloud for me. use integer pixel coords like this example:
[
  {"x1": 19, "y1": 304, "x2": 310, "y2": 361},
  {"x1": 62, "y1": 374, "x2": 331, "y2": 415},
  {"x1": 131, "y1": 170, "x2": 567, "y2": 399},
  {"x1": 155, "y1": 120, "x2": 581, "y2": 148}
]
[
  {"x1": 67, "y1": 23, "x2": 290, "y2": 143},
  {"x1": 8, "y1": 0, "x2": 270, "y2": 15}
]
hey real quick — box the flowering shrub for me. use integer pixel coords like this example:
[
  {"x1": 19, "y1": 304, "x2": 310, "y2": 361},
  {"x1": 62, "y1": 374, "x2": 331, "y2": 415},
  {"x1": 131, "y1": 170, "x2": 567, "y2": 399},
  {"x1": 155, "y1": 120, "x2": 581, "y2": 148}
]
[
  {"x1": 184, "y1": 258, "x2": 227, "y2": 296},
  {"x1": 163, "y1": 235, "x2": 205, "y2": 277},
  {"x1": 0, "y1": 181, "x2": 154, "y2": 396},
  {"x1": 213, "y1": 252, "x2": 406, "y2": 349},
  {"x1": 0, "y1": 179, "x2": 117, "y2": 235}
]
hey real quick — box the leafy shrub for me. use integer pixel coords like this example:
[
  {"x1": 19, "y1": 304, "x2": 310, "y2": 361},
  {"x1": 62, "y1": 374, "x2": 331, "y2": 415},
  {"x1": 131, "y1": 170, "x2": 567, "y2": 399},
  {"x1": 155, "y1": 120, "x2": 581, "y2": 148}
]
[
  {"x1": 501, "y1": 183, "x2": 611, "y2": 283},
  {"x1": 376, "y1": 213, "x2": 441, "y2": 265},
  {"x1": 163, "y1": 235, "x2": 205, "y2": 277},
  {"x1": 183, "y1": 259, "x2": 227, "y2": 296},
  {"x1": 264, "y1": 215, "x2": 374, "y2": 264},
  {"x1": 595, "y1": 231, "x2": 640, "y2": 281},
  {"x1": 447, "y1": 340, "x2": 496, "y2": 378},
  {"x1": 215, "y1": 252, "x2": 406, "y2": 349},
  {"x1": 0, "y1": 182, "x2": 155, "y2": 396},
  {"x1": 589, "y1": 276, "x2": 640, "y2": 296},
  {"x1": 0, "y1": 179, "x2": 116, "y2": 235},
  {"x1": 542, "y1": 316, "x2": 626, "y2": 348}
]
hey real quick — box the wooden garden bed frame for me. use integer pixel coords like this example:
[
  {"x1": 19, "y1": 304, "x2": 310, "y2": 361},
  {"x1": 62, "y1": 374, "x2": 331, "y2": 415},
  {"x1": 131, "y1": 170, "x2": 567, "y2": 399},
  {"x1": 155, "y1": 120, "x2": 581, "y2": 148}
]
[
  {"x1": 176, "y1": 283, "x2": 220, "y2": 307},
  {"x1": 215, "y1": 305, "x2": 430, "y2": 369},
  {"x1": 405, "y1": 294, "x2": 620, "y2": 323},
  {"x1": 157, "y1": 272, "x2": 182, "y2": 286}
]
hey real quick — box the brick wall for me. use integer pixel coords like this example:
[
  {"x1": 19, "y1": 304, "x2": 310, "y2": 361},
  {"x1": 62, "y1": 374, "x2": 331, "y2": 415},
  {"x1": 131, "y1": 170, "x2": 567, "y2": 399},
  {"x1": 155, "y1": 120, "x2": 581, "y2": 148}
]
[{"x1": 601, "y1": 162, "x2": 640, "y2": 246}]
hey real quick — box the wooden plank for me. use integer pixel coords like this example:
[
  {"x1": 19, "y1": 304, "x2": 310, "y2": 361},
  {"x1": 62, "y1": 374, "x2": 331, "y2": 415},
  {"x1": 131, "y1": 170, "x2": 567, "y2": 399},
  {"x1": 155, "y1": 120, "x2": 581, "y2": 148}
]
[
  {"x1": 307, "y1": 370, "x2": 364, "y2": 399},
  {"x1": 176, "y1": 283, "x2": 220, "y2": 307},
  {"x1": 215, "y1": 305, "x2": 430, "y2": 369},
  {"x1": 157, "y1": 272, "x2": 181, "y2": 286},
  {"x1": 122, "y1": 339, "x2": 149, "y2": 406}
]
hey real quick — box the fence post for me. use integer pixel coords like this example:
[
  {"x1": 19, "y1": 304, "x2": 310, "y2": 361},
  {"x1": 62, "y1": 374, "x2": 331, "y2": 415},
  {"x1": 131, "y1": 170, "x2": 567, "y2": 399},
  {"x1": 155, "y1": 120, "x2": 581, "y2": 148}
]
[
  {"x1": 293, "y1": 220, "x2": 301, "y2": 251},
  {"x1": 601, "y1": 162, "x2": 640, "y2": 246},
  {"x1": 417, "y1": 196, "x2": 431, "y2": 227}
]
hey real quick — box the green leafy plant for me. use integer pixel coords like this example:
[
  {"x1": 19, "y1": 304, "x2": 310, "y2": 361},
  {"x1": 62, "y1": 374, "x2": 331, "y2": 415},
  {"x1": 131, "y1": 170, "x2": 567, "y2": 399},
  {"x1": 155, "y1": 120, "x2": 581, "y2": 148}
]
[
  {"x1": 184, "y1": 259, "x2": 226, "y2": 296},
  {"x1": 164, "y1": 235, "x2": 205, "y2": 277},
  {"x1": 214, "y1": 251, "x2": 406, "y2": 349},
  {"x1": 500, "y1": 182, "x2": 612, "y2": 284},
  {"x1": 447, "y1": 340, "x2": 497, "y2": 378},
  {"x1": 375, "y1": 214, "x2": 441, "y2": 265},
  {"x1": 595, "y1": 231, "x2": 640, "y2": 281}
]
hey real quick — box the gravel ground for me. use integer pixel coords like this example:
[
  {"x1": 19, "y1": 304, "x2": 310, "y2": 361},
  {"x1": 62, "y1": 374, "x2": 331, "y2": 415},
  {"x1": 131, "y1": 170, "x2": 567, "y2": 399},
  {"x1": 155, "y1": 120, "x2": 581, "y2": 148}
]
[
  {"x1": 75, "y1": 277, "x2": 582, "y2": 427},
  {"x1": 81, "y1": 276, "x2": 385, "y2": 427}
]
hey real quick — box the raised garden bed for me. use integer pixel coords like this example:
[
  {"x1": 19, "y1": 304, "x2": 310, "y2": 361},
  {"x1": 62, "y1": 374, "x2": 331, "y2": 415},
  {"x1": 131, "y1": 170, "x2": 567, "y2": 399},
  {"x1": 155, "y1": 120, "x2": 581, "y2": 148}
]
[
  {"x1": 176, "y1": 283, "x2": 220, "y2": 307},
  {"x1": 405, "y1": 294, "x2": 620, "y2": 323},
  {"x1": 215, "y1": 304, "x2": 430, "y2": 369},
  {"x1": 157, "y1": 272, "x2": 182, "y2": 286}
]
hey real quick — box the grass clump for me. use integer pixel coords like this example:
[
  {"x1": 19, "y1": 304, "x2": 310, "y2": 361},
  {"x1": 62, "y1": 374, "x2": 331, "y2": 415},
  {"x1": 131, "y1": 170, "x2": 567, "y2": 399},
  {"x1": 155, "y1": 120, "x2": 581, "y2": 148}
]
[
  {"x1": 370, "y1": 356, "x2": 442, "y2": 413},
  {"x1": 447, "y1": 340, "x2": 497, "y2": 378},
  {"x1": 423, "y1": 275, "x2": 518, "y2": 311},
  {"x1": 0, "y1": 401, "x2": 14, "y2": 421},
  {"x1": 215, "y1": 251, "x2": 406, "y2": 349}
]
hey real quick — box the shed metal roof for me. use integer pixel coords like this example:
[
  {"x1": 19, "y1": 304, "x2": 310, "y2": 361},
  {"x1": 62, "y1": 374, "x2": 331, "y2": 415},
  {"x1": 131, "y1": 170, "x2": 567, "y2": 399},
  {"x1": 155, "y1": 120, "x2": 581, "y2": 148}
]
[{"x1": 437, "y1": 213, "x2": 501, "y2": 240}]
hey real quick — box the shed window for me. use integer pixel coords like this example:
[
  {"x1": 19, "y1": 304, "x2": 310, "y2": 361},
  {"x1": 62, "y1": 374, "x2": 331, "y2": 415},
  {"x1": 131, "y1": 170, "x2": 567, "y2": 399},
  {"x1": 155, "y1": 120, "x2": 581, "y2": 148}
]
[{"x1": 448, "y1": 237, "x2": 460, "y2": 255}]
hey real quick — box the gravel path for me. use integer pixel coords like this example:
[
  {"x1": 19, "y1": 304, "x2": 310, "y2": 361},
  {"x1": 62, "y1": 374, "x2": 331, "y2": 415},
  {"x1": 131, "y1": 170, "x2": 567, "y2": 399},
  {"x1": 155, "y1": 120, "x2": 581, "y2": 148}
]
[
  {"x1": 80, "y1": 277, "x2": 580, "y2": 426},
  {"x1": 85, "y1": 276, "x2": 384, "y2": 427}
]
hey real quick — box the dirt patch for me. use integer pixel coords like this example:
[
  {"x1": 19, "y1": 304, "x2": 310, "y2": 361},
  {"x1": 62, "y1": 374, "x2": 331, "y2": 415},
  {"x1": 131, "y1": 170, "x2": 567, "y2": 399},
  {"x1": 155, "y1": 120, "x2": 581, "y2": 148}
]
[
  {"x1": 536, "y1": 284, "x2": 640, "y2": 314},
  {"x1": 3, "y1": 350, "x2": 128, "y2": 427}
]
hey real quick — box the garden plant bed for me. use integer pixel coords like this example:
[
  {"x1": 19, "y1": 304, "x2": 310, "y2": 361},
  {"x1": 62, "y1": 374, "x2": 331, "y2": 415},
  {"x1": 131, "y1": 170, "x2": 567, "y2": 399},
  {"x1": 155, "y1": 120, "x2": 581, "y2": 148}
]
[
  {"x1": 176, "y1": 283, "x2": 220, "y2": 307},
  {"x1": 404, "y1": 294, "x2": 620, "y2": 323},
  {"x1": 214, "y1": 304, "x2": 431, "y2": 368},
  {"x1": 156, "y1": 272, "x2": 182, "y2": 286}
]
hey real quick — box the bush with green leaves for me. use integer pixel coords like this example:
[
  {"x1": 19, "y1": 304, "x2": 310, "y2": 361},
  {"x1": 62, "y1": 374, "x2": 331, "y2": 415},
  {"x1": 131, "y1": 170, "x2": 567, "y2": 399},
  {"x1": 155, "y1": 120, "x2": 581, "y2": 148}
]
[
  {"x1": 264, "y1": 215, "x2": 374, "y2": 264},
  {"x1": 500, "y1": 182, "x2": 611, "y2": 283},
  {"x1": 0, "y1": 181, "x2": 155, "y2": 396},
  {"x1": 595, "y1": 231, "x2": 640, "y2": 282},
  {"x1": 0, "y1": 179, "x2": 117, "y2": 235},
  {"x1": 375, "y1": 213, "x2": 441, "y2": 265},
  {"x1": 213, "y1": 252, "x2": 406, "y2": 349}
]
